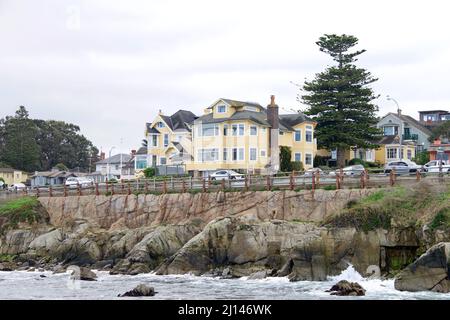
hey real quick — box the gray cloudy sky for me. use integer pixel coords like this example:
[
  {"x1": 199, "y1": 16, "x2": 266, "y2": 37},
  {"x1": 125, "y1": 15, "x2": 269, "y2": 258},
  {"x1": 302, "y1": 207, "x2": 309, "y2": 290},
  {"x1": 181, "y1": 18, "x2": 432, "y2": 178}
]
[{"x1": 1, "y1": 0, "x2": 450, "y2": 155}]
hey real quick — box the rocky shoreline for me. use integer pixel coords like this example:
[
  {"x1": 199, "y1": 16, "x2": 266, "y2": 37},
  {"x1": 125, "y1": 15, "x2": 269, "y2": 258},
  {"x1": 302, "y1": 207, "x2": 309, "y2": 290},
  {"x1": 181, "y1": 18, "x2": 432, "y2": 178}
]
[{"x1": 1, "y1": 182, "x2": 449, "y2": 293}]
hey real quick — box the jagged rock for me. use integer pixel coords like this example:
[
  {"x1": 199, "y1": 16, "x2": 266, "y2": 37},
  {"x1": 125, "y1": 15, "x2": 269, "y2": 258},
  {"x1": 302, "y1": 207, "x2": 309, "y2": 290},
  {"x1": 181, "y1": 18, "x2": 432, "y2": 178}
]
[
  {"x1": 326, "y1": 280, "x2": 366, "y2": 296},
  {"x1": 0, "y1": 262, "x2": 14, "y2": 271},
  {"x1": 248, "y1": 270, "x2": 268, "y2": 280},
  {"x1": 119, "y1": 284, "x2": 156, "y2": 297},
  {"x1": 52, "y1": 264, "x2": 66, "y2": 274},
  {"x1": 395, "y1": 242, "x2": 450, "y2": 292},
  {"x1": 277, "y1": 259, "x2": 293, "y2": 277}
]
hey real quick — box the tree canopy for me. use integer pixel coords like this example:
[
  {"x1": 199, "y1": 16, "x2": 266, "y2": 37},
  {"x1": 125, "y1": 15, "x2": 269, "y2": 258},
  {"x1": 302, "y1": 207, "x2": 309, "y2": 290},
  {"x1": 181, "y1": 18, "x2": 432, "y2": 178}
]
[
  {"x1": 429, "y1": 121, "x2": 450, "y2": 143},
  {"x1": 301, "y1": 34, "x2": 382, "y2": 167},
  {"x1": 0, "y1": 106, "x2": 99, "y2": 172}
]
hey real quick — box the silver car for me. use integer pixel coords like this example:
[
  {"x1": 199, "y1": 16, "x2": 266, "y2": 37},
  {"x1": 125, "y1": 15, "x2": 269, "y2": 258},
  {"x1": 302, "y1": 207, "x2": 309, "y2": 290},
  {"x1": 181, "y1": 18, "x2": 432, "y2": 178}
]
[
  {"x1": 384, "y1": 160, "x2": 422, "y2": 175},
  {"x1": 209, "y1": 170, "x2": 244, "y2": 180},
  {"x1": 329, "y1": 165, "x2": 365, "y2": 176}
]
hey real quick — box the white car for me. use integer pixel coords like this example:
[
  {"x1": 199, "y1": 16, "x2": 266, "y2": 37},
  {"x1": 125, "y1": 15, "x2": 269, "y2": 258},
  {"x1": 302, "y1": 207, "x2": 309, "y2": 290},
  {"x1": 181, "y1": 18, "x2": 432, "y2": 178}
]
[
  {"x1": 302, "y1": 168, "x2": 324, "y2": 177},
  {"x1": 65, "y1": 177, "x2": 94, "y2": 188},
  {"x1": 424, "y1": 160, "x2": 450, "y2": 173},
  {"x1": 8, "y1": 183, "x2": 26, "y2": 191},
  {"x1": 209, "y1": 170, "x2": 244, "y2": 180},
  {"x1": 384, "y1": 160, "x2": 422, "y2": 174},
  {"x1": 329, "y1": 165, "x2": 366, "y2": 176}
]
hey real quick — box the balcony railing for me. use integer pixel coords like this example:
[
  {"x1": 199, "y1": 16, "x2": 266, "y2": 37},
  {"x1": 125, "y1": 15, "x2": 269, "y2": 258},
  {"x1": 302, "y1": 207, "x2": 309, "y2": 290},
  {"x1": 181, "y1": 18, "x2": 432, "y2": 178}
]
[{"x1": 402, "y1": 133, "x2": 418, "y2": 141}]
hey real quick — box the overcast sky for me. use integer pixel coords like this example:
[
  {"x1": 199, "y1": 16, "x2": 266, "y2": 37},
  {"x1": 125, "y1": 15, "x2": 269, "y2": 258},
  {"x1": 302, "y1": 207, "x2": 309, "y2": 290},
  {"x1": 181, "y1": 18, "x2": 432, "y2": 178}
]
[{"x1": 1, "y1": 0, "x2": 450, "y2": 155}]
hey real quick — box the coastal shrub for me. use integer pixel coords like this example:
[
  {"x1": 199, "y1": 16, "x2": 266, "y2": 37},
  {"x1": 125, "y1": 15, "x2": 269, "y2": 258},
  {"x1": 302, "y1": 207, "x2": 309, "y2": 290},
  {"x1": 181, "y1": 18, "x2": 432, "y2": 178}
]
[
  {"x1": 291, "y1": 161, "x2": 304, "y2": 172},
  {"x1": 429, "y1": 207, "x2": 450, "y2": 230},
  {"x1": 0, "y1": 197, "x2": 47, "y2": 232},
  {"x1": 322, "y1": 185, "x2": 336, "y2": 191},
  {"x1": 143, "y1": 167, "x2": 156, "y2": 178},
  {"x1": 348, "y1": 158, "x2": 366, "y2": 167}
]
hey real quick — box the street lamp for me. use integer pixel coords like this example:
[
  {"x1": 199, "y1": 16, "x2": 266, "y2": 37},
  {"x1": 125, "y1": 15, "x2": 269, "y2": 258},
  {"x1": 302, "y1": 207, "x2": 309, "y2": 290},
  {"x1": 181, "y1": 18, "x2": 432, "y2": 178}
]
[
  {"x1": 437, "y1": 146, "x2": 444, "y2": 177},
  {"x1": 107, "y1": 146, "x2": 116, "y2": 180}
]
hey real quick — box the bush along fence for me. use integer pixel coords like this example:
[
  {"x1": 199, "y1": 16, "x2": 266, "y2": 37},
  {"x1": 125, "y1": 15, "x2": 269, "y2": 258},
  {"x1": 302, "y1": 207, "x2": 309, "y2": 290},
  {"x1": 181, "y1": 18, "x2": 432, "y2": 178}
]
[{"x1": 5, "y1": 169, "x2": 449, "y2": 198}]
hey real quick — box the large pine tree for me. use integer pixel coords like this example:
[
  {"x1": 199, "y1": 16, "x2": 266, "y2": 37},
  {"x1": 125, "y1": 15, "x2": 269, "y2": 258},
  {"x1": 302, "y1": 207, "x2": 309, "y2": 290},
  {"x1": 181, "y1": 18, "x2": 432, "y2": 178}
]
[{"x1": 301, "y1": 34, "x2": 382, "y2": 167}]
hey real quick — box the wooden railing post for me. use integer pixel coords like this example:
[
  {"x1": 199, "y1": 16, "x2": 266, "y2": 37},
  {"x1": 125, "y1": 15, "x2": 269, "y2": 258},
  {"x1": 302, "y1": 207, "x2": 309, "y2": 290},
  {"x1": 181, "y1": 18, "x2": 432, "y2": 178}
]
[
  {"x1": 245, "y1": 175, "x2": 249, "y2": 192},
  {"x1": 336, "y1": 173, "x2": 341, "y2": 190},
  {"x1": 316, "y1": 170, "x2": 320, "y2": 186},
  {"x1": 312, "y1": 172, "x2": 316, "y2": 191},
  {"x1": 266, "y1": 175, "x2": 271, "y2": 191},
  {"x1": 121, "y1": 180, "x2": 125, "y2": 194},
  {"x1": 145, "y1": 181, "x2": 149, "y2": 194},
  {"x1": 77, "y1": 183, "x2": 82, "y2": 196},
  {"x1": 128, "y1": 182, "x2": 131, "y2": 195},
  {"x1": 36, "y1": 187, "x2": 40, "y2": 198},
  {"x1": 360, "y1": 171, "x2": 365, "y2": 189},
  {"x1": 207, "y1": 176, "x2": 211, "y2": 189},
  {"x1": 289, "y1": 172, "x2": 294, "y2": 191},
  {"x1": 182, "y1": 179, "x2": 186, "y2": 193},
  {"x1": 340, "y1": 168, "x2": 344, "y2": 183},
  {"x1": 111, "y1": 184, "x2": 115, "y2": 195},
  {"x1": 163, "y1": 180, "x2": 167, "y2": 194},
  {"x1": 202, "y1": 178, "x2": 206, "y2": 193},
  {"x1": 106, "y1": 181, "x2": 109, "y2": 195},
  {"x1": 95, "y1": 183, "x2": 99, "y2": 196},
  {"x1": 49, "y1": 186, "x2": 53, "y2": 197},
  {"x1": 221, "y1": 179, "x2": 226, "y2": 191},
  {"x1": 64, "y1": 185, "x2": 68, "y2": 197},
  {"x1": 416, "y1": 170, "x2": 421, "y2": 181}
]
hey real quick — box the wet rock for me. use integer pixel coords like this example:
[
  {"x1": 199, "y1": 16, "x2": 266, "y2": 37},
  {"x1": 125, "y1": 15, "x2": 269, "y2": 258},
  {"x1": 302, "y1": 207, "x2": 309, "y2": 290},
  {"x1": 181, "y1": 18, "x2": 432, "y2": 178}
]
[
  {"x1": 248, "y1": 270, "x2": 268, "y2": 280},
  {"x1": 276, "y1": 259, "x2": 293, "y2": 277},
  {"x1": 326, "y1": 280, "x2": 366, "y2": 296},
  {"x1": 52, "y1": 265, "x2": 66, "y2": 274},
  {"x1": 119, "y1": 284, "x2": 156, "y2": 297},
  {"x1": 39, "y1": 274, "x2": 46, "y2": 278},
  {"x1": 67, "y1": 265, "x2": 97, "y2": 281},
  {"x1": 395, "y1": 242, "x2": 450, "y2": 292},
  {"x1": 0, "y1": 262, "x2": 15, "y2": 271}
]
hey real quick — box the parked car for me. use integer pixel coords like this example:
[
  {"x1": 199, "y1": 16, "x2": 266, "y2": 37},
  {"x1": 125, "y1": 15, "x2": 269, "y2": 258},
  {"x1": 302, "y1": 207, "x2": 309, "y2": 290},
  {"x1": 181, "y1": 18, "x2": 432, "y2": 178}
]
[
  {"x1": 8, "y1": 183, "x2": 26, "y2": 191},
  {"x1": 329, "y1": 165, "x2": 365, "y2": 176},
  {"x1": 65, "y1": 177, "x2": 94, "y2": 188},
  {"x1": 209, "y1": 170, "x2": 244, "y2": 180},
  {"x1": 383, "y1": 160, "x2": 422, "y2": 174},
  {"x1": 423, "y1": 160, "x2": 450, "y2": 173},
  {"x1": 302, "y1": 168, "x2": 324, "y2": 177}
]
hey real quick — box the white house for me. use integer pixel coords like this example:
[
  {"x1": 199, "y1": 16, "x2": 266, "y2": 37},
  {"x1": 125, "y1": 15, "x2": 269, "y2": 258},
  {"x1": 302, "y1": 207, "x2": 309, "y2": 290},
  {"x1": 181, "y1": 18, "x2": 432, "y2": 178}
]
[{"x1": 95, "y1": 153, "x2": 132, "y2": 180}]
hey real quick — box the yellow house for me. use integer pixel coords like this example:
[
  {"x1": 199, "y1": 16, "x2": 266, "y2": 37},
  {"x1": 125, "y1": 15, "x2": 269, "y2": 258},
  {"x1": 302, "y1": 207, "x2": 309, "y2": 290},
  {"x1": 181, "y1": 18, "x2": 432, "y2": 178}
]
[
  {"x1": 0, "y1": 168, "x2": 27, "y2": 185},
  {"x1": 190, "y1": 96, "x2": 317, "y2": 174},
  {"x1": 145, "y1": 110, "x2": 197, "y2": 170}
]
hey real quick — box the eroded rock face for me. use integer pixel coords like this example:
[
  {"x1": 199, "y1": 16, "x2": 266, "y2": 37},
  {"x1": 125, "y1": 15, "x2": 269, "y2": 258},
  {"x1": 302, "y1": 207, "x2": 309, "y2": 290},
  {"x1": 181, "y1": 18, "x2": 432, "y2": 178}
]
[{"x1": 394, "y1": 242, "x2": 450, "y2": 292}]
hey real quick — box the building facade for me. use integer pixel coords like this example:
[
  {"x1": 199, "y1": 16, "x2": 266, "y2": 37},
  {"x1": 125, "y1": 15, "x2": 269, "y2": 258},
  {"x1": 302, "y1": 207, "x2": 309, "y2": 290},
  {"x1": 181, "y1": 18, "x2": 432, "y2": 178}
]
[
  {"x1": 0, "y1": 168, "x2": 27, "y2": 185},
  {"x1": 141, "y1": 96, "x2": 317, "y2": 176}
]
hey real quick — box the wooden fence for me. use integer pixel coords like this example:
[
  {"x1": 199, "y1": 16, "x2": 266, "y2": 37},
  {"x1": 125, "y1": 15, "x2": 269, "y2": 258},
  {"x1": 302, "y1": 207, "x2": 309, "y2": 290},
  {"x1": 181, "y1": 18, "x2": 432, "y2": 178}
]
[{"x1": 3, "y1": 169, "x2": 448, "y2": 198}]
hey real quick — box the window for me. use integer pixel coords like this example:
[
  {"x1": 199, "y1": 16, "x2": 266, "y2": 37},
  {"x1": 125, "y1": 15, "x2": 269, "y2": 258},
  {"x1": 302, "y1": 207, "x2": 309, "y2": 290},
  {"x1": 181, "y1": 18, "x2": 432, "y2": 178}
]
[
  {"x1": 295, "y1": 130, "x2": 301, "y2": 142},
  {"x1": 260, "y1": 149, "x2": 266, "y2": 157},
  {"x1": 305, "y1": 127, "x2": 313, "y2": 142},
  {"x1": 232, "y1": 124, "x2": 245, "y2": 136},
  {"x1": 295, "y1": 153, "x2": 302, "y2": 162},
  {"x1": 197, "y1": 148, "x2": 219, "y2": 162},
  {"x1": 217, "y1": 105, "x2": 227, "y2": 113},
  {"x1": 305, "y1": 153, "x2": 312, "y2": 165},
  {"x1": 407, "y1": 149, "x2": 412, "y2": 160},
  {"x1": 199, "y1": 123, "x2": 219, "y2": 136},
  {"x1": 400, "y1": 148, "x2": 404, "y2": 159},
  {"x1": 160, "y1": 157, "x2": 167, "y2": 165},
  {"x1": 383, "y1": 126, "x2": 398, "y2": 136},
  {"x1": 164, "y1": 134, "x2": 169, "y2": 147},
  {"x1": 387, "y1": 148, "x2": 397, "y2": 159},
  {"x1": 157, "y1": 122, "x2": 165, "y2": 128},
  {"x1": 223, "y1": 148, "x2": 228, "y2": 161},
  {"x1": 250, "y1": 148, "x2": 257, "y2": 161},
  {"x1": 135, "y1": 156, "x2": 147, "y2": 169},
  {"x1": 239, "y1": 124, "x2": 245, "y2": 135},
  {"x1": 232, "y1": 148, "x2": 244, "y2": 161},
  {"x1": 151, "y1": 135, "x2": 158, "y2": 147},
  {"x1": 223, "y1": 124, "x2": 228, "y2": 136},
  {"x1": 244, "y1": 106, "x2": 259, "y2": 112},
  {"x1": 250, "y1": 126, "x2": 257, "y2": 136}
]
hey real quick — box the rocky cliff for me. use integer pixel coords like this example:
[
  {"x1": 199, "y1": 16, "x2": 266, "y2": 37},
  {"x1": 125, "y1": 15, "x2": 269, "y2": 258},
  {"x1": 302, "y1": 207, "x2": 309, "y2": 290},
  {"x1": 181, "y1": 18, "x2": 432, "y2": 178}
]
[{"x1": 1, "y1": 182, "x2": 449, "y2": 284}]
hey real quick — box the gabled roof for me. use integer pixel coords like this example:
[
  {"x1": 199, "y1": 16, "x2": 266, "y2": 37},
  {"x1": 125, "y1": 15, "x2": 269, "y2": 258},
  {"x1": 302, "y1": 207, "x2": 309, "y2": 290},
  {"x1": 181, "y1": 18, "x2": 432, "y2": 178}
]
[
  {"x1": 378, "y1": 135, "x2": 400, "y2": 145},
  {"x1": 207, "y1": 98, "x2": 263, "y2": 110},
  {"x1": 382, "y1": 113, "x2": 432, "y2": 136},
  {"x1": 194, "y1": 109, "x2": 312, "y2": 132},
  {"x1": 95, "y1": 154, "x2": 132, "y2": 165},
  {"x1": 136, "y1": 147, "x2": 147, "y2": 155},
  {"x1": 147, "y1": 110, "x2": 197, "y2": 133},
  {"x1": 418, "y1": 110, "x2": 449, "y2": 113}
]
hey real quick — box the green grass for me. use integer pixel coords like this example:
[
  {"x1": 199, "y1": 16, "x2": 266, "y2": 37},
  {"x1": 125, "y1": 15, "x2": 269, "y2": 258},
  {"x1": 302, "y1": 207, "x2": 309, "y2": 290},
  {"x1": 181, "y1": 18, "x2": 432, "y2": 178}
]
[
  {"x1": 324, "y1": 185, "x2": 450, "y2": 232},
  {"x1": 0, "y1": 197, "x2": 46, "y2": 232},
  {"x1": 429, "y1": 207, "x2": 450, "y2": 230}
]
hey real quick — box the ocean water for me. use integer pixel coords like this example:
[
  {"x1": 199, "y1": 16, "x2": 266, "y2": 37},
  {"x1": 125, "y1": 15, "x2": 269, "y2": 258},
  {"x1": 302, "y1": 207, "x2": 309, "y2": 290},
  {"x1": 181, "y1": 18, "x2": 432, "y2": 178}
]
[{"x1": 0, "y1": 266, "x2": 448, "y2": 300}]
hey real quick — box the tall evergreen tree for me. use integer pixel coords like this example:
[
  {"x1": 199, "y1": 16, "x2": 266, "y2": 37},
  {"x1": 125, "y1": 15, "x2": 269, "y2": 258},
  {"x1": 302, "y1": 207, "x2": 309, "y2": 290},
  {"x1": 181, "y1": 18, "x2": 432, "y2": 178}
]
[
  {"x1": 0, "y1": 106, "x2": 41, "y2": 171},
  {"x1": 301, "y1": 34, "x2": 382, "y2": 167}
]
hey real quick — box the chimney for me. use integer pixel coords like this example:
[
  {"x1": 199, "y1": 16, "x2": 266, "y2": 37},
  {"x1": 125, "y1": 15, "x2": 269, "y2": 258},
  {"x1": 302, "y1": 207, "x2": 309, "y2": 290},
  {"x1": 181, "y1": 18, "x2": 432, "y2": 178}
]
[
  {"x1": 266, "y1": 95, "x2": 280, "y2": 173},
  {"x1": 131, "y1": 149, "x2": 136, "y2": 157},
  {"x1": 397, "y1": 108, "x2": 402, "y2": 116},
  {"x1": 100, "y1": 152, "x2": 106, "y2": 160}
]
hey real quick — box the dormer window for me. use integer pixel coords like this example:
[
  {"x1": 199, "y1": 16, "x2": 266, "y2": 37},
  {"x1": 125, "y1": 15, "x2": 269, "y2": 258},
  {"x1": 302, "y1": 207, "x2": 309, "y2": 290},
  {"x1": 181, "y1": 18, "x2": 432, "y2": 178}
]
[
  {"x1": 157, "y1": 122, "x2": 165, "y2": 128},
  {"x1": 217, "y1": 105, "x2": 227, "y2": 113},
  {"x1": 244, "y1": 106, "x2": 259, "y2": 112}
]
